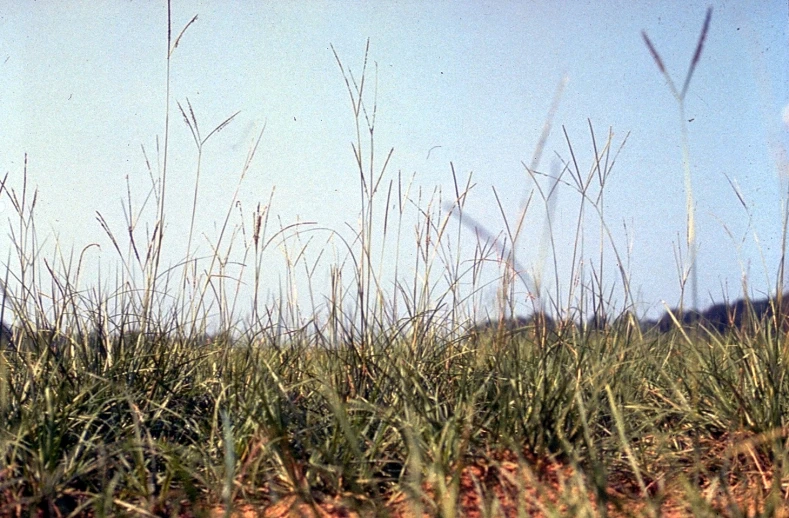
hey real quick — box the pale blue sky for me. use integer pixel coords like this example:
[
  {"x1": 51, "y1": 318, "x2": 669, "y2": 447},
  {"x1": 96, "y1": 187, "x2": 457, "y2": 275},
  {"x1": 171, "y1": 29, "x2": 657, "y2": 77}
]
[{"x1": 1, "y1": 1, "x2": 788, "y2": 322}]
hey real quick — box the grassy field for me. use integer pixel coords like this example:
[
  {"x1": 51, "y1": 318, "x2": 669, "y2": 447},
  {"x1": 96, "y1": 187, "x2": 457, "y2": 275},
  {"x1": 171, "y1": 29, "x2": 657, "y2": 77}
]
[{"x1": 2, "y1": 6, "x2": 789, "y2": 518}]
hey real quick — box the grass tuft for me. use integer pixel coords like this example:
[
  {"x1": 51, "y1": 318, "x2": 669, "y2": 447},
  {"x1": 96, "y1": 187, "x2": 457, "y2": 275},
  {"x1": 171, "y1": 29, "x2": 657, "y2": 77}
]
[{"x1": 1, "y1": 5, "x2": 787, "y2": 517}]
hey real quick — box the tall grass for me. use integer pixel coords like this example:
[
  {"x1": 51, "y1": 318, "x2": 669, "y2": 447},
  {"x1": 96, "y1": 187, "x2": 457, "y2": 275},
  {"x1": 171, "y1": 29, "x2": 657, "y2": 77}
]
[
  {"x1": 1, "y1": 5, "x2": 788, "y2": 517},
  {"x1": 642, "y1": 6, "x2": 713, "y2": 312}
]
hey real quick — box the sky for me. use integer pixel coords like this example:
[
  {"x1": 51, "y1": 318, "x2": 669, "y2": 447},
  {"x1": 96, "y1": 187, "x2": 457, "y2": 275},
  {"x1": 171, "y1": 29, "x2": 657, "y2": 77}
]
[{"x1": 0, "y1": 1, "x2": 788, "y2": 325}]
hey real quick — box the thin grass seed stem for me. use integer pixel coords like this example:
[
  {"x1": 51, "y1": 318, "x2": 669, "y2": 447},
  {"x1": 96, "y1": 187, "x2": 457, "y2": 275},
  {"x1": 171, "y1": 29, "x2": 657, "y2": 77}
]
[
  {"x1": 643, "y1": 9, "x2": 711, "y2": 310},
  {"x1": 680, "y1": 102, "x2": 699, "y2": 310}
]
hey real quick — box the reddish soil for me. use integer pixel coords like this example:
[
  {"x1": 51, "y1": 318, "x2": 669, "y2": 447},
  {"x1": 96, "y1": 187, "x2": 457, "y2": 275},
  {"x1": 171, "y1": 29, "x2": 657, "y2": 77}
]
[
  {"x1": 200, "y1": 435, "x2": 789, "y2": 518},
  {"x1": 4, "y1": 433, "x2": 786, "y2": 517}
]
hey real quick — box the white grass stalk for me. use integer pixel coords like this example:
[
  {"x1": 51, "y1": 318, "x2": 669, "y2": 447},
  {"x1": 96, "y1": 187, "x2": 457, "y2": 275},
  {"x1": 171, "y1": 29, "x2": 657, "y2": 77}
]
[{"x1": 642, "y1": 7, "x2": 712, "y2": 310}]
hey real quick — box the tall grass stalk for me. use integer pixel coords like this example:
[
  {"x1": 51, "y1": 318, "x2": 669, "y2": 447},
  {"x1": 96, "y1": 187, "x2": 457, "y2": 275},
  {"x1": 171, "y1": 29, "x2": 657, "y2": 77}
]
[{"x1": 642, "y1": 6, "x2": 712, "y2": 311}]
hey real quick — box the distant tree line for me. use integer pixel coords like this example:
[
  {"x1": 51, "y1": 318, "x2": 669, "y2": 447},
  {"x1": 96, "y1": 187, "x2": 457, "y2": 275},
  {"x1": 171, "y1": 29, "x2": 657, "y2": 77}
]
[{"x1": 472, "y1": 292, "x2": 789, "y2": 337}]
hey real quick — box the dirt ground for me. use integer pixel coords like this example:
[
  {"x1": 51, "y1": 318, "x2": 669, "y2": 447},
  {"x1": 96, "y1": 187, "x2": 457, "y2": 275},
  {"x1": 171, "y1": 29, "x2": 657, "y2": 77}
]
[{"x1": 200, "y1": 441, "x2": 789, "y2": 518}]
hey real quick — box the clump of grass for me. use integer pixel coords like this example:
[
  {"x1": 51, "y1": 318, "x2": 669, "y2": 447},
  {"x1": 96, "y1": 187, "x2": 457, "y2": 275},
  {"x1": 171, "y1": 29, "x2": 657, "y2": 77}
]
[{"x1": 1, "y1": 5, "x2": 788, "y2": 518}]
